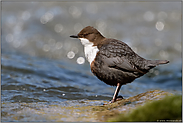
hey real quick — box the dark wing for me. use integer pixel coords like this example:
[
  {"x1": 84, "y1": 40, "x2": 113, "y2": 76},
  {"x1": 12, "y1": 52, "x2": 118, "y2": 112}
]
[
  {"x1": 99, "y1": 39, "x2": 145, "y2": 74},
  {"x1": 104, "y1": 56, "x2": 144, "y2": 74},
  {"x1": 98, "y1": 38, "x2": 135, "y2": 58}
]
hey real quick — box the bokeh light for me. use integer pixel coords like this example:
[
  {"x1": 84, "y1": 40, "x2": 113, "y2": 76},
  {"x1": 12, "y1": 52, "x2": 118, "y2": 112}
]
[
  {"x1": 96, "y1": 19, "x2": 107, "y2": 33},
  {"x1": 2, "y1": 2, "x2": 181, "y2": 63},
  {"x1": 77, "y1": 57, "x2": 85, "y2": 64},
  {"x1": 48, "y1": 39, "x2": 56, "y2": 47},
  {"x1": 67, "y1": 51, "x2": 75, "y2": 59},
  {"x1": 170, "y1": 10, "x2": 180, "y2": 21},
  {"x1": 159, "y1": 50, "x2": 169, "y2": 59},
  {"x1": 55, "y1": 42, "x2": 63, "y2": 50},
  {"x1": 54, "y1": 24, "x2": 63, "y2": 33},
  {"x1": 143, "y1": 11, "x2": 155, "y2": 22},
  {"x1": 158, "y1": 11, "x2": 167, "y2": 20},
  {"x1": 69, "y1": 6, "x2": 82, "y2": 18},
  {"x1": 40, "y1": 12, "x2": 54, "y2": 24},
  {"x1": 43, "y1": 44, "x2": 50, "y2": 52},
  {"x1": 156, "y1": 21, "x2": 164, "y2": 31}
]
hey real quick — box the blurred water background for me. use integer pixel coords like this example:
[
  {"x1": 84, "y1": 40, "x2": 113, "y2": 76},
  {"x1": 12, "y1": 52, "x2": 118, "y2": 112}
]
[{"x1": 1, "y1": 1, "x2": 182, "y2": 122}]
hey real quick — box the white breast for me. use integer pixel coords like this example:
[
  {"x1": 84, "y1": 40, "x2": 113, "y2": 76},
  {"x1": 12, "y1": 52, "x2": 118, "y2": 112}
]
[{"x1": 79, "y1": 38, "x2": 99, "y2": 65}]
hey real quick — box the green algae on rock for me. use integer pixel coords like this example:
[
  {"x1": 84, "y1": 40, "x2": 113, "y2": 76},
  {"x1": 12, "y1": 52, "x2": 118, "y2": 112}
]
[
  {"x1": 108, "y1": 95, "x2": 182, "y2": 122},
  {"x1": 95, "y1": 90, "x2": 173, "y2": 121}
]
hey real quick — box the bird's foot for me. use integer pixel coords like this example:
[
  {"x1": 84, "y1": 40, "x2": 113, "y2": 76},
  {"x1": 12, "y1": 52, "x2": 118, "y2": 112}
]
[
  {"x1": 103, "y1": 96, "x2": 124, "y2": 105},
  {"x1": 109, "y1": 96, "x2": 124, "y2": 103},
  {"x1": 108, "y1": 99, "x2": 115, "y2": 104},
  {"x1": 116, "y1": 95, "x2": 124, "y2": 100}
]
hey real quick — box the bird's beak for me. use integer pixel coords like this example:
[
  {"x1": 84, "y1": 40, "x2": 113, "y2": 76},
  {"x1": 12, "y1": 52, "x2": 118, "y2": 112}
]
[{"x1": 70, "y1": 35, "x2": 78, "y2": 38}]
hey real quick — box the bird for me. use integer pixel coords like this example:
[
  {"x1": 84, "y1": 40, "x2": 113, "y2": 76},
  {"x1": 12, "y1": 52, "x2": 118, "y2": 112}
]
[{"x1": 70, "y1": 26, "x2": 169, "y2": 103}]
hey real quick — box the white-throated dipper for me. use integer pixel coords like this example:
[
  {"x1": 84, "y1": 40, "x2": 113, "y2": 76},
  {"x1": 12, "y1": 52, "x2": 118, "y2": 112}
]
[{"x1": 70, "y1": 26, "x2": 169, "y2": 103}]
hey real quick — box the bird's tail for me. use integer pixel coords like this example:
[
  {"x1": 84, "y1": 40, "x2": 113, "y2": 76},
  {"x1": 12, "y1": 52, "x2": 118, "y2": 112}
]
[
  {"x1": 152, "y1": 60, "x2": 169, "y2": 65},
  {"x1": 146, "y1": 60, "x2": 169, "y2": 69}
]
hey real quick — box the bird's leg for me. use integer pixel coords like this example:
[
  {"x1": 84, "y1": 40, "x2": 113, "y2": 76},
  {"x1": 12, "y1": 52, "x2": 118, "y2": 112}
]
[{"x1": 109, "y1": 83, "x2": 122, "y2": 103}]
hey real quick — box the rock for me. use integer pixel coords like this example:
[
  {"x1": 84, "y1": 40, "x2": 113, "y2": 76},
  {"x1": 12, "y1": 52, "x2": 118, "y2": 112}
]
[
  {"x1": 108, "y1": 94, "x2": 182, "y2": 122},
  {"x1": 95, "y1": 90, "x2": 175, "y2": 122},
  {"x1": 2, "y1": 90, "x2": 179, "y2": 122}
]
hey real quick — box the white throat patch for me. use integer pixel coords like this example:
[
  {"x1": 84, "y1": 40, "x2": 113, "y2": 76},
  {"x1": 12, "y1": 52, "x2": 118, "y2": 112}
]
[{"x1": 79, "y1": 38, "x2": 99, "y2": 65}]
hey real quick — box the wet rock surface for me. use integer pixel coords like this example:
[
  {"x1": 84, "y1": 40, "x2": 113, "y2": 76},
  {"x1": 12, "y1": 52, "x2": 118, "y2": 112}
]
[
  {"x1": 2, "y1": 90, "x2": 180, "y2": 122},
  {"x1": 109, "y1": 94, "x2": 182, "y2": 122}
]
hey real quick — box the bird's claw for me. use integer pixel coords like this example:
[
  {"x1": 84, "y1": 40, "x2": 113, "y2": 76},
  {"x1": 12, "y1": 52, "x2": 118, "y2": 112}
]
[{"x1": 103, "y1": 96, "x2": 124, "y2": 105}]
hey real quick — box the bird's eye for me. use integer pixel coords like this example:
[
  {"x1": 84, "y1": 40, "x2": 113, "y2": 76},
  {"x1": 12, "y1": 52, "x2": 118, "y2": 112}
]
[{"x1": 83, "y1": 34, "x2": 88, "y2": 37}]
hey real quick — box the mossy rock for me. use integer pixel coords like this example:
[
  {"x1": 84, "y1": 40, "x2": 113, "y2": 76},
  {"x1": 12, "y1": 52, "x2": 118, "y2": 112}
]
[
  {"x1": 1, "y1": 90, "x2": 178, "y2": 122},
  {"x1": 109, "y1": 95, "x2": 182, "y2": 122}
]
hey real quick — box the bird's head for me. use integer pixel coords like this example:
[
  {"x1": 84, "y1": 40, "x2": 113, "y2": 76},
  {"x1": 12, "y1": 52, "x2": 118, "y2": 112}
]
[{"x1": 70, "y1": 26, "x2": 105, "y2": 46}]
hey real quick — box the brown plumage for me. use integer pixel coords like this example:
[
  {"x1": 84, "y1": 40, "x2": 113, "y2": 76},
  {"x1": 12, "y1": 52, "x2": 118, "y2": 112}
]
[{"x1": 70, "y1": 26, "x2": 169, "y2": 103}]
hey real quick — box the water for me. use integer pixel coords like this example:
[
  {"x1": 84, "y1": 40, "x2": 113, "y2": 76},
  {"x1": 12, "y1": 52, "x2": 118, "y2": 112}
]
[{"x1": 1, "y1": 2, "x2": 182, "y2": 122}]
